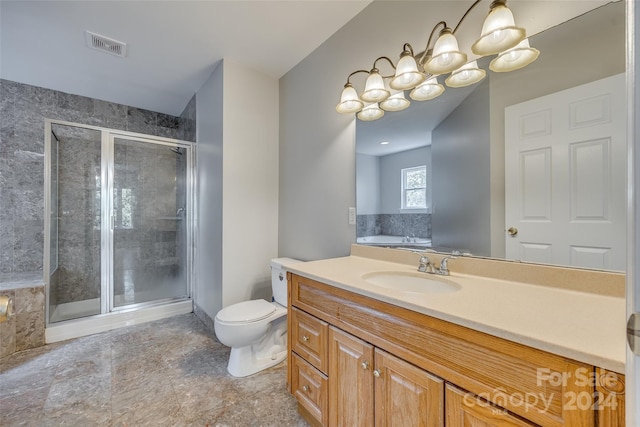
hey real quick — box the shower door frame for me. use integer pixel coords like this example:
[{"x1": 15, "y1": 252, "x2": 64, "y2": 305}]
[{"x1": 44, "y1": 119, "x2": 195, "y2": 325}]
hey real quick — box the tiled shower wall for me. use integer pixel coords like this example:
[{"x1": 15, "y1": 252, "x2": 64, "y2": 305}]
[
  {"x1": 0, "y1": 79, "x2": 196, "y2": 275},
  {"x1": 357, "y1": 213, "x2": 432, "y2": 239}
]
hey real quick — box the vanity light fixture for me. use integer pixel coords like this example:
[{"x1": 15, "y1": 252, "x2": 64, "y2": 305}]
[
  {"x1": 410, "y1": 76, "x2": 445, "y2": 101},
  {"x1": 336, "y1": 0, "x2": 538, "y2": 121},
  {"x1": 361, "y1": 68, "x2": 390, "y2": 102},
  {"x1": 380, "y1": 91, "x2": 411, "y2": 112},
  {"x1": 445, "y1": 60, "x2": 486, "y2": 87},
  {"x1": 357, "y1": 103, "x2": 385, "y2": 121},
  {"x1": 489, "y1": 38, "x2": 540, "y2": 72}
]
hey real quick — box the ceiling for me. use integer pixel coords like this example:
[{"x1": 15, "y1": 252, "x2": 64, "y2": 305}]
[
  {"x1": 356, "y1": 82, "x2": 478, "y2": 156},
  {"x1": 0, "y1": 0, "x2": 372, "y2": 116}
]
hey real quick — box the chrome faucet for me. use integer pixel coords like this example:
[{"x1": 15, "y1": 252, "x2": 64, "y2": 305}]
[
  {"x1": 435, "y1": 255, "x2": 457, "y2": 276},
  {"x1": 413, "y1": 251, "x2": 436, "y2": 273}
]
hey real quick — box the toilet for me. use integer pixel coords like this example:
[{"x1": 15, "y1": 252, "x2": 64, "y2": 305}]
[{"x1": 214, "y1": 257, "x2": 302, "y2": 377}]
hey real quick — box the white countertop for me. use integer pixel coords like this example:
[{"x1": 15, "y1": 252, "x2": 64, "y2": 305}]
[{"x1": 286, "y1": 255, "x2": 626, "y2": 373}]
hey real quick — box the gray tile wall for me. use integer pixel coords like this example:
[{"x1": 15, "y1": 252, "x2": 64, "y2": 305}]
[
  {"x1": 357, "y1": 213, "x2": 432, "y2": 239},
  {"x1": 0, "y1": 79, "x2": 196, "y2": 275}
]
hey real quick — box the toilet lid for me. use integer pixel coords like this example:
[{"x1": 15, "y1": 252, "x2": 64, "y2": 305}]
[{"x1": 216, "y1": 299, "x2": 276, "y2": 323}]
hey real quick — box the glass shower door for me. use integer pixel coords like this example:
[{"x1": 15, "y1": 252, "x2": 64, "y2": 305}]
[
  {"x1": 47, "y1": 123, "x2": 103, "y2": 323},
  {"x1": 111, "y1": 137, "x2": 189, "y2": 308}
]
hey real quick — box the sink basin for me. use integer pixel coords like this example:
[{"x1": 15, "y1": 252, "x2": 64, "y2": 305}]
[{"x1": 361, "y1": 271, "x2": 461, "y2": 294}]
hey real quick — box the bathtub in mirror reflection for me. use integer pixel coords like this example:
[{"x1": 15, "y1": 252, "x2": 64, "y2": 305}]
[{"x1": 356, "y1": 235, "x2": 432, "y2": 248}]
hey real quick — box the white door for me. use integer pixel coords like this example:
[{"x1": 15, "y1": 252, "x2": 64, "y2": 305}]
[{"x1": 505, "y1": 73, "x2": 626, "y2": 271}]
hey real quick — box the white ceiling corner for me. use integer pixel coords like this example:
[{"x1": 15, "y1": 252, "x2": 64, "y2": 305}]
[{"x1": 0, "y1": 0, "x2": 372, "y2": 116}]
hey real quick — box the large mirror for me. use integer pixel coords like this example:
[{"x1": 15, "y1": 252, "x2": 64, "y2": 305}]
[{"x1": 356, "y1": 1, "x2": 626, "y2": 272}]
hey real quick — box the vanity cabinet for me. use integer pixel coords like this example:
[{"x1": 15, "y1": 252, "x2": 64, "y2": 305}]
[
  {"x1": 328, "y1": 327, "x2": 445, "y2": 427},
  {"x1": 287, "y1": 273, "x2": 625, "y2": 427}
]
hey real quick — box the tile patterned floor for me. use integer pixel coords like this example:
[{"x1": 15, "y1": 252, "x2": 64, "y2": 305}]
[{"x1": 0, "y1": 313, "x2": 309, "y2": 426}]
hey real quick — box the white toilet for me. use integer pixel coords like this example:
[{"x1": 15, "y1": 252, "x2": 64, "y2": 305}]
[{"x1": 214, "y1": 257, "x2": 302, "y2": 377}]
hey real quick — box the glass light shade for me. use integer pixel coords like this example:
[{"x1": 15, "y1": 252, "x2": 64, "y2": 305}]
[
  {"x1": 380, "y1": 91, "x2": 410, "y2": 112},
  {"x1": 445, "y1": 61, "x2": 486, "y2": 88},
  {"x1": 410, "y1": 77, "x2": 445, "y2": 101},
  {"x1": 361, "y1": 70, "x2": 390, "y2": 102},
  {"x1": 471, "y1": 4, "x2": 526, "y2": 56},
  {"x1": 424, "y1": 30, "x2": 467, "y2": 75},
  {"x1": 390, "y1": 54, "x2": 425, "y2": 90},
  {"x1": 357, "y1": 103, "x2": 385, "y2": 121},
  {"x1": 489, "y1": 38, "x2": 540, "y2": 72},
  {"x1": 336, "y1": 84, "x2": 364, "y2": 114}
]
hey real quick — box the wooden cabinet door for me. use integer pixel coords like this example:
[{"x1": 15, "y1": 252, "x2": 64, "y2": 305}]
[
  {"x1": 374, "y1": 349, "x2": 444, "y2": 427},
  {"x1": 446, "y1": 384, "x2": 537, "y2": 427},
  {"x1": 328, "y1": 326, "x2": 374, "y2": 427}
]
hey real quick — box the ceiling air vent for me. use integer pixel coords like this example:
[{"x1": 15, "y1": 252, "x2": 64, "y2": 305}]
[{"x1": 85, "y1": 31, "x2": 127, "y2": 58}]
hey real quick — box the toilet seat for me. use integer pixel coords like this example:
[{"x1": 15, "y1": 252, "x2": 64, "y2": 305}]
[{"x1": 215, "y1": 299, "x2": 276, "y2": 324}]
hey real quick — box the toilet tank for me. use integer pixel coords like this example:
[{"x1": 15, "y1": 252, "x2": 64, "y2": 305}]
[{"x1": 270, "y1": 257, "x2": 302, "y2": 306}]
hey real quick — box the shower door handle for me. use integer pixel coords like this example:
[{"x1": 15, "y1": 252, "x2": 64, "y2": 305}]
[{"x1": 110, "y1": 214, "x2": 115, "y2": 230}]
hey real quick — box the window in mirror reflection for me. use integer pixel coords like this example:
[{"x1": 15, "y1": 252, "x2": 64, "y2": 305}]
[{"x1": 402, "y1": 166, "x2": 427, "y2": 209}]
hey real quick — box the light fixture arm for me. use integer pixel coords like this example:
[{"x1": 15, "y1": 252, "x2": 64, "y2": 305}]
[
  {"x1": 418, "y1": 21, "x2": 447, "y2": 66},
  {"x1": 372, "y1": 56, "x2": 397, "y2": 78},
  {"x1": 345, "y1": 69, "x2": 370, "y2": 86},
  {"x1": 452, "y1": 0, "x2": 484, "y2": 34}
]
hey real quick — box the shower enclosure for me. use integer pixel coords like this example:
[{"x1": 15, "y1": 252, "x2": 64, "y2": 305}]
[{"x1": 45, "y1": 120, "x2": 193, "y2": 329}]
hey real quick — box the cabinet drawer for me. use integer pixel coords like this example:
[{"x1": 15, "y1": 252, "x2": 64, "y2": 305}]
[
  {"x1": 446, "y1": 384, "x2": 537, "y2": 427},
  {"x1": 291, "y1": 353, "x2": 328, "y2": 427},
  {"x1": 292, "y1": 307, "x2": 328, "y2": 373}
]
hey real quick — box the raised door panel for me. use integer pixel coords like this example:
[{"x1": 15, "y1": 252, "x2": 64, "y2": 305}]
[
  {"x1": 446, "y1": 384, "x2": 537, "y2": 427},
  {"x1": 374, "y1": 349, "x2": 444, "y2": 427},
  {"x1": 292, "y1": 307, "x2": 329, "y2": 373},
  {"x1": 328, "y1": 326, "x2": 374, "y2": 427}
]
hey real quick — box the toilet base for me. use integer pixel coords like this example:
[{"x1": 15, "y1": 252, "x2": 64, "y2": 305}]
[{"x1": 227, "y1": 345, "x2": 287, "y2": 377}]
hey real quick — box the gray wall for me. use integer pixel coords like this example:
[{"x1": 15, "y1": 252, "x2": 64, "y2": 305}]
[
  {"x1": 0, "y1": 79, "x2": 195, "y2": 275},
  {"x1": 195, "y1": 60, "x2": 279, "y2": 327},
  {"x1": 432, "y1": 78, "x2": 491, "y2": 256},
  {"x1": 195, "y1": 61, "x2": 224, "y2": 325},
  {"x1": 355, "y1": 153, "x2": 379, "y2": 216}
]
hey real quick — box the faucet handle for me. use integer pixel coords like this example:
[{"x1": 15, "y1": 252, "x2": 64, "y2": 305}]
[
  {"x1": 411, "y1": 251, "x2": 428, "y2": 262},
  {"x1": 412, "y1": 251, "x2": 435, "y2": 273},
  {"x1": 437, "y1": 255, "x2": 458, "y2": 275}
]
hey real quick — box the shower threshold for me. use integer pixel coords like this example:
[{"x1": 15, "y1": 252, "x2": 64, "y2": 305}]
[
  {"x1": 50, "y1": 298, "x2": 101, "y2": 323},
  {"x1": 45, "y1": 298, "x2": 192, "y2": 343}
]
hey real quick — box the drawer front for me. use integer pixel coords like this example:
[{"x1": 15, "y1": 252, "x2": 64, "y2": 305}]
[
  {"x1": 292, "y1": 307, "x2": 328, "y2": 373},
  {"x1": 291, "y1": 274, "x2": 594, "y2": 427},
  {"x1": 291, "y1": 353, "x2": 328, "y2": 427}
]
